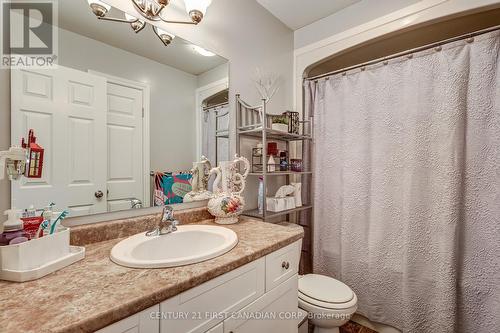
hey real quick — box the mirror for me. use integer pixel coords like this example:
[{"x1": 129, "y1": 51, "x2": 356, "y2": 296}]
[{"x1": 9, "y1": 1, "x2": 230, "y2": 218}]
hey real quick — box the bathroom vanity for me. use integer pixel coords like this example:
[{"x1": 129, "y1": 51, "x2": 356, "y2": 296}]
[
  {"x1": 0, "y1": 211, "x2": 304, "y2": 333},
  {"x1": 98, "y1": 240, "x2": 301, "y2": 333}
]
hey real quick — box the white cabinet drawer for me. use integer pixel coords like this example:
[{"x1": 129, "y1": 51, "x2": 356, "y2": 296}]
[
  {"x1": 160, "y1": 257, "x2": 265, "y2": 333},
  {"x1": 96, "y1": 305, "x2": 159, "y2": 333},
  {"x1": 265, "y1": 240, "x2": 301, "y2": 292}
]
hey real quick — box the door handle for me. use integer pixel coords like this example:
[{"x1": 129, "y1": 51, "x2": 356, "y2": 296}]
[{"x1": 95, "y1": 190, "x2": 104, "y2": 199}]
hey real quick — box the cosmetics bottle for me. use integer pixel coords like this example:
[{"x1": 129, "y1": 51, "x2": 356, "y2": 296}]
[
  {"x1": 267, "y1": 155, "x2": 276, "y2": 172},
  {"x1": 0, "y1": 209, "x2": 30, "y2": 246},
  {"x1": 279, "y1": 151, "x2": 289, "y2": 171},
  {"x1": 258, "y1": 177, "x2": 264, "y2": 215}
]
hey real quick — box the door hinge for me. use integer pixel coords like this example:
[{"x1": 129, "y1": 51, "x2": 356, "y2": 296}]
[{"x1": 142, "y1": 107, "x2": 144, "y2": 118}]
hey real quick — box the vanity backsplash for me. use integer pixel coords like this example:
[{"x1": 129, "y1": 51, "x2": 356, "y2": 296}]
[{"x1": 69, "y1": 207, "x2": 213, "y2": 247}]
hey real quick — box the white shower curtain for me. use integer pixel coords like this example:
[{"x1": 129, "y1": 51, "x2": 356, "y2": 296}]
[
  {"x1": 202, "y1": 105, "x2": 230, "y2": 164},
  {"x1": 202, "y1": 108, "x2": 216, "y2": 162},
  {"x1": 308, "y1": 30, "x2": 500, "y2": 333}
]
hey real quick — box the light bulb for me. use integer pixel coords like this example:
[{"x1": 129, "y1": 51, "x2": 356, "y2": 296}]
[
  {"x1": 191, "y1": 45, "x2": 215, "y2": 57},
  {"x1": 125, "y1": 13, "x2": 137, "y2": 21},
  {"x1": 154, "y1": 26, "x2": 175, "y2": 39},
  {"x1": 125, "y1": 13, "x2": 146, "y2": 33},
  {"x1": 87, "y1": 0, "x2": 111, "y2": 10},
  {"x1": 87, "y1": 0, "x2": 111, "y2": 17},
  {"x1": 153, "y1": 26, "x2": 176, "y2": 46},
  {"x1": 183, "y1": 0, "x2": 212, "y2": 23}
]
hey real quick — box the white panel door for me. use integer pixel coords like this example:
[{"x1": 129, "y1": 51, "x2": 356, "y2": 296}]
[
  {"x1": 11, "y1": 67, "x2": 107, "y2": 216},
  {"x1": 105, "y1": 82, "x2": 143, "y2": 212}
]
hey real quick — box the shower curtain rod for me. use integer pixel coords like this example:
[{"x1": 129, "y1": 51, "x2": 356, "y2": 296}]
[
  {"x1": 203, "y1": 101, "x2": 229, "y2": 111},
  {"x1": 305, "y1": 24, "x2": 500, "y2": 82}
]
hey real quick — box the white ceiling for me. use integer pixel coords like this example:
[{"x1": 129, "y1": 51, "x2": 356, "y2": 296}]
[
  {"x1": 256, "y1": 0, "x2": 361, "y2": 30},
  {"x1": 57, "y1": 0, "x2": 227, "y2": 75}
]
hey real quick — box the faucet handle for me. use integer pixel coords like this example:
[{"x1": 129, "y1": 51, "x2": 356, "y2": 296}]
[{"x1": 162, "y1": 205, "x2": 174, "y2": 221}]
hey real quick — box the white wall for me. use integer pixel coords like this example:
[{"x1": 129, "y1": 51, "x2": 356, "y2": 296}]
[
  {"x1": 198, "y1": 63, "x2": 229, "y2": 88},
  {"x1": 58, "y1": 28, "x2": 199, "y2": 173},
  {"x1": 294, "y1": 0, "x2": 422, "y2": 49}
]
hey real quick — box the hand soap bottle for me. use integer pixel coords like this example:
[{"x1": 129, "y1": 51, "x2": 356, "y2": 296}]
[{"x1": 0, "y1": 209, "x2": 30, "y2": 246}]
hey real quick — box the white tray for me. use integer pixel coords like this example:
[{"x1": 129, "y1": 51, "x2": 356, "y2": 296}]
[{"x1": 0, "y1": 245, "x2": 85, "y2": 282}]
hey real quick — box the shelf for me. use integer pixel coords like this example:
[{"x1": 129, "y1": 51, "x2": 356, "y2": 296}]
[
  {"x1": 243, "y1": 205, "x2": 313, "y2": 220},
  {"x1": 248, "y1": 171, "x2": 312, "y2": 176},
  {"x1": 238, "y1": 127, "x2": 312, "y2": 141}
]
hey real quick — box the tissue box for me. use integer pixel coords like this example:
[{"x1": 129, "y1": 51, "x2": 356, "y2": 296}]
[
  {"x1": 284, "y1": 197, "x2": 296, "y2": 210},
  {"x1": 266, "y1": 197, "x2": 296, "y2": 212},
  {"x1": 266, "y1": 197, "x2": 285, "y2": 212}
]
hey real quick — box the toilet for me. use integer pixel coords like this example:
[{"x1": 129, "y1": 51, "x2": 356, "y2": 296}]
[{"x1": 298, "y1": 274, "x2": 358, "y2": 333}]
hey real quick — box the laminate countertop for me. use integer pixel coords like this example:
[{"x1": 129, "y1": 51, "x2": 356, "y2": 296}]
[{"x1": 0, "y1": 216, "x2": 303, "y2": 333}]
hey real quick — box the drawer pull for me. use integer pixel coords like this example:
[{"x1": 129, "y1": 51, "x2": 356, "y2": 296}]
[{"x1": 281, "y1": 261, "x2": 290, "y2": 270}]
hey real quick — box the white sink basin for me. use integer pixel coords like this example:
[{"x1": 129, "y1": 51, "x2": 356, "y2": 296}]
[{"x1": 110, "y1": 225, "x2": 238, "y2": 268}]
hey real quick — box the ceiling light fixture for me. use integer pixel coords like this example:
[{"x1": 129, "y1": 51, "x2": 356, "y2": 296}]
[
  {"x1": 87, "y1": 0, "x2": 212, "y2": 47},
  {"x1": 87, "y1": 0, "x2": 111, "y2": 17},
  {"x1": 153, "y1": 26, "x2": 175, "y2": 46},
  {"x1": 125, "y1": 13, "x2": 146, "y2": 33},
  {"x1": 88, "y1": 0, "x2": 212, "y2": 24},
  {"x1": 183, "y1": 0, "x2": 212, "y2": 24},
  {"x1": 191, "y1": 45, "x2": 215, "y2": 57}
]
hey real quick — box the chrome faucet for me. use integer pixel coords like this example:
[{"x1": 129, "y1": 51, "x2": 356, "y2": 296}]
[{"x1": 146, "y1": 205, "x2": 180, "y2": 237}]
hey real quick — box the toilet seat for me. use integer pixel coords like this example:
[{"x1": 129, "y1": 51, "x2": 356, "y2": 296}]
[{"x1": 299, "y1": 274, "x2": 357, "y2": 310}]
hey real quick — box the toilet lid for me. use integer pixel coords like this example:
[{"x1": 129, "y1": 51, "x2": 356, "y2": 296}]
[{"x1": 299, "y1": 274, "x2": 354, "y2": 304}]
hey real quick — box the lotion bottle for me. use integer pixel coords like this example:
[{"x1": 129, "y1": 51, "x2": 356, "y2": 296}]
[{"x1": 0, "y1": 209, "x2": 30, "y2": 246}]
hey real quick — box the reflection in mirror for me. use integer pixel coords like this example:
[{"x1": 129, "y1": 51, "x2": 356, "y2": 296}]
[
  {"x1": 202, "y1": 89, "x2": 230, "y2": 167},
  {"x1": 9, "y1": 1, "x2": 229, "y2": 219}
]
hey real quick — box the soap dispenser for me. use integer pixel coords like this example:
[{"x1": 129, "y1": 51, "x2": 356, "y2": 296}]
[{"x1": 0, "y1": 209, "x2": 30, "y2": 246}]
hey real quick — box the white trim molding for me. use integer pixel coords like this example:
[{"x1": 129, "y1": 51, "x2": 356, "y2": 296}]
[
  {"x1": 195, "y1": 78, "x2": 229, "y2": 159},
  {"x1": 293, "y1": 0, "x2": 500, "y2": 113}
]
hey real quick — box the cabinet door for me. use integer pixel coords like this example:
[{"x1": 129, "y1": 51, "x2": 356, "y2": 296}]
[
  {"x1": 223, "y1": 275, "x2": 299, "y2": 333},
  {"x1": 161, "y1": 258, "x2": 265, "y2": 333},
  {"x1": 96, "y1": 305, "x2": 159, "y2": 333}
]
